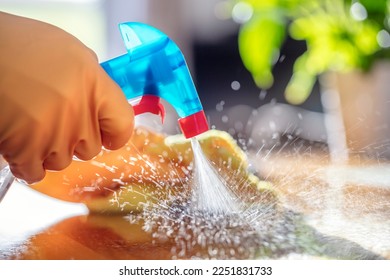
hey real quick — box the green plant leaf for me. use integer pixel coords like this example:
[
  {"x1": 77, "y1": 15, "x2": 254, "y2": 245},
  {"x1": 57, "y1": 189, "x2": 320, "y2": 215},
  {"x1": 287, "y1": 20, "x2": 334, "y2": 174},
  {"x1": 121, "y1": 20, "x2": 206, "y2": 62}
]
[
  {"x1": 359, "y1": 0, "x2": 388, "y2": 13},
  {"x1": 285, "y1": 53, "x2": 316, "y2": 104},
  {"x1": 238, "y1": 13, "x2": 286, "y2": 88},
  {"x1": 234, "y1": 0, "x2": 390, "y2": 104}
]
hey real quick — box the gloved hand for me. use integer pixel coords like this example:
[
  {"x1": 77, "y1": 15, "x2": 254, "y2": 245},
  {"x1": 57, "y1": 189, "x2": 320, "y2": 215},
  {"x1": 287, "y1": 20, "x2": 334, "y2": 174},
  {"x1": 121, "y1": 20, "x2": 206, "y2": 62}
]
[{"x1": 0, "y1": 12, "x2": 134, "y2": 183}]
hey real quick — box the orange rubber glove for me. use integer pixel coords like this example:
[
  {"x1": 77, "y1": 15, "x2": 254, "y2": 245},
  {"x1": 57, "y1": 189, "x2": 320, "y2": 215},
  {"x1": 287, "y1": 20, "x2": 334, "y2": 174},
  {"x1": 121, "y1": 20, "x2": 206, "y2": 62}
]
[{"x1": 0, "y1": 12, "x2": 134, "y2": 183}]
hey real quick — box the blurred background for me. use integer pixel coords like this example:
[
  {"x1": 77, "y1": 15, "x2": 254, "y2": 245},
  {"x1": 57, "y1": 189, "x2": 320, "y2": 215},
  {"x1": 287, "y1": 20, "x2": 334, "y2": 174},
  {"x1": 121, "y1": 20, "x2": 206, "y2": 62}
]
[{"x1": 1, "y1": 0, "x2": 390, "y2": 160}]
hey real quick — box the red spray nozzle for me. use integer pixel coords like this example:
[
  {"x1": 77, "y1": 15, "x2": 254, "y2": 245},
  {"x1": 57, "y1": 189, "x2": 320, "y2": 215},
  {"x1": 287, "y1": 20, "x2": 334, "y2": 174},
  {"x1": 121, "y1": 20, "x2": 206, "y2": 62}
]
[{"x1": 178, "y1": 110, "x2": 209, "y2": 138}]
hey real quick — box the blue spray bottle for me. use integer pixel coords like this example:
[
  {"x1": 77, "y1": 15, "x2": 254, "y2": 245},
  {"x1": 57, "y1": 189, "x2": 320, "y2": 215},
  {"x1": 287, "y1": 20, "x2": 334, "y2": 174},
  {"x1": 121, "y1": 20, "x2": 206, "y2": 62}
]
[{"x1": 100, "y1": 22, "x2": 209, "y2": 138}]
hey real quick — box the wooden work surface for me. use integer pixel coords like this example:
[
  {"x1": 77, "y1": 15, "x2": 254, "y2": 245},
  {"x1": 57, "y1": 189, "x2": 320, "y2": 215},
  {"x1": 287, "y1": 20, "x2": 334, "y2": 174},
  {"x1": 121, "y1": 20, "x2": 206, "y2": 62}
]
[{"x1": 1, "y1": 151, "x2": 390, "y2": 260}]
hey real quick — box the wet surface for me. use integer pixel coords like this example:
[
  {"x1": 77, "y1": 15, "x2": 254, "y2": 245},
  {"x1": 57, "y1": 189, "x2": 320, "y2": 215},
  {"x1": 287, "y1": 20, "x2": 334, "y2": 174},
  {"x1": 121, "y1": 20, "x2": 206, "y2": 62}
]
[
  {"x1": 251, "y1": 151, "x2": 390, "y2": 260},
  {"x1": 1, "y1": 151, "x2": 390, "y2": 260},
  {"x1": 0, "y1": 208, "x2": 384, "y2": 260}
]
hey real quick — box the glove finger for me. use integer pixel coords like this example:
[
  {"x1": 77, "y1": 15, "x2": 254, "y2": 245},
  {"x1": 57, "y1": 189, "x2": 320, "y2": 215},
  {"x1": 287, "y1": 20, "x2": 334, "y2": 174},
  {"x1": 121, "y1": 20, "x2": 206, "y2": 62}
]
[
  {"x1": 0, "y1": 124, "x2": 46, "y2": 184},
  {"x1": 97, "y1": 72, "x2": 134, "y2": 150},
  {"x1": 42, "y1": 151, "x2": 73, "y2": 171},
  {"x1": 73, "y1": 138, "x2": 102, "y2": 161},
  {"x1": 8, "y1": 159, "x2": 46, "y2": 184}
]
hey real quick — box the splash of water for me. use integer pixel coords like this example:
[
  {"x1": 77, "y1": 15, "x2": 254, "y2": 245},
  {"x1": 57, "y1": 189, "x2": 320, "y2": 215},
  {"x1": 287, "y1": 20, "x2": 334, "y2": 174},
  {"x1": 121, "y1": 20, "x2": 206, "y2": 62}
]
[
  {"x1": 127, "y1": 192, "x2": 300, "y2": 259},
  {"x1": 190, "y1": 137, "x2": 242, "y2": 214},
  {"x1": 121, "y1": 133, "x2": 382, "y2": 259},
  {"x1": 122, "y1": 137, "x2": 305, "y2": 259}
]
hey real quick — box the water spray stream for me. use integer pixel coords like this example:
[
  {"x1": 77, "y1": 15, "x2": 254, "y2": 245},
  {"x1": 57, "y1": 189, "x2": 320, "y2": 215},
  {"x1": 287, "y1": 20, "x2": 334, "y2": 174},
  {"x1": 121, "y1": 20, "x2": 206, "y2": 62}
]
[{"x1": 189, "y1": 138, "x2": 242, "y2": 215}]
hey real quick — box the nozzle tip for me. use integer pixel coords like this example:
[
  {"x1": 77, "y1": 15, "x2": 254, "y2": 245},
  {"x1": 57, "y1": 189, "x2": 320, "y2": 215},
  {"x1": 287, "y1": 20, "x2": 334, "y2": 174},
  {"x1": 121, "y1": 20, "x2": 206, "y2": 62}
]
[{"x1": 178, "y1": 110, "x2": 209, "y2": 139}]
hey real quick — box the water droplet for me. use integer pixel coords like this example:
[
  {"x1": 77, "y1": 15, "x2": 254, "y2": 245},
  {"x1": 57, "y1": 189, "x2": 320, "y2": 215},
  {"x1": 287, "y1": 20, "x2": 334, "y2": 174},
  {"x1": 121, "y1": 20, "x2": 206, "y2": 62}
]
[
  {"x1": 232, "y1": 2, "x2": 253, "y2": 23},
  {"x1": 228, "y1": 128, "x2": 236, "y2": 135},
  {"x1": 269, "y1": 121, "x2": 276, "y2": 130},
  {"x1": 231, "y1": 80, "x2": 241, "y2": 91},
  {"x1": 377, "y1": 29, "x2": 390, "y2": 48},
  {"x1": 259, "y1": 89, "x2": 267, "y2": 100},
  {"x1": 216, "y1": 100, "x2": 225, "y2": 112},
  {"x1": 350, "y1": 2, "x2": 367, "y2": 21}
]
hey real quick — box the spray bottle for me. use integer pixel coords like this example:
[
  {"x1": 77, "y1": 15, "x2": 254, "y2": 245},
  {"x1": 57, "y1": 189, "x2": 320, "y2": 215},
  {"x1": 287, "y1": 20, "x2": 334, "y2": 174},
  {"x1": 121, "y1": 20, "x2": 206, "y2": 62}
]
[
  {"x1": 101, "y1": 22, "x2": 209, "y2": 138},
  {"x1": 0, "y1": 22, "x2": 209, "y2": 202}
]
